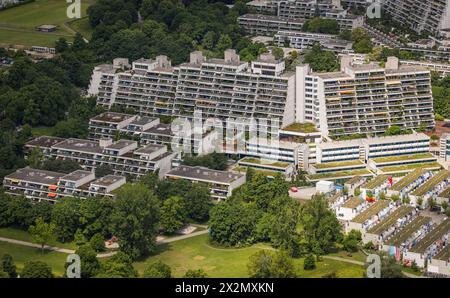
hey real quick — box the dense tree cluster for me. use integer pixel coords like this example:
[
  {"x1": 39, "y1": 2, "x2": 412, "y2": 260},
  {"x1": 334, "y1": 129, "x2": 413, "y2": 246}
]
[
  {"x1": 182, "y1": 152, "x2": 229, "y2": 170},
  {"x1": 209, "y1": 173, "x2": 342, "y2": 257},
  {"x1": 303, "y1": 43, "x2": 340, "y2": 72},
  {"x1": 432, "y1": 75, "x2": 450, "y2": 119},
  {"x1": 302, "y1": 17, "x2": 339, "y2": 35}
]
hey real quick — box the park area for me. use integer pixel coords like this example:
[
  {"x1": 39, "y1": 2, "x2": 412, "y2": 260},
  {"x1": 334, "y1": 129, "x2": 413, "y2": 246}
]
[
  {"x1": 0, "y1": 0, "x2": 95, "y2": 47},
  {"x1": 0, "y1": 228, "x2": 365, "y2": 278},
  {"x1": 133, "y1": 234, "x2": 365, "y2": 278}
]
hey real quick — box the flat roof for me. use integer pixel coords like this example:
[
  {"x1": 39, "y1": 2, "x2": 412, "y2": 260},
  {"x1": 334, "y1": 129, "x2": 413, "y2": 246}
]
[
  {"x1": 143, "y1": 123, "x2": 173, "y2": 136},
  {"x1": 238, "y1": 13, "x2": 305, "y2": 24},
  {"x1": 410, "y1": 218, "x2": 450, "y2": 253},
  {"x1": 26, "y1": 136, "x2": 65, "y2": 148},
  {"x1": 129, "y1": 116, "x2": 156, "y2": 126},
  {"x1": 91, "y1": 175, "x2": 125, "y2": 187},
  {"x1": 318, "y1": 133, "x2": 429, "y2": 150},
  {"x1": 105, "y1": 140, "x2": 137, "y2": 151},
  {"x1": 5, "y1": 168, "x2": 64, "y2": 185},
  {"x1": 166, "y1": 165, "x2": 244, "y2": 184},
  {"x1": 386, "y1": 216, "x2": 432, "y2": 247},
  {"x1": 351, "y1": 200, "x2": 390, "y2": 224},
  {"x1": 341, "y1": 196, "x2": 364, "y2": 209},
  {"x1": 134, "y1": 144, "x2": 165, "y2": 155},
  {"x1": 91, "y1": 112, "x2": 134, "y2": 123},
  {"x1": 60, "y1": 170, "x2": 93, "y2": 182},
  {"x1": 367, "y1": 205, "x2": 415, "y2": 235},
  {"x1": 53, "y1": 138, "x2": 103, "y2": 154}
]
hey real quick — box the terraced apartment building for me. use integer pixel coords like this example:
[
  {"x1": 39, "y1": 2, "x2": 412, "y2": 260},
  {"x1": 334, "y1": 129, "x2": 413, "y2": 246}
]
[
  {"x1": 89, "y1": 50, "x2": 296, "y2": 130},
  {"x1": 25, "y1": 136, "x2": 176, "y2": 179},
  {"x1": 296, "y1": 56, "x2": 435, "y2": 138},
  {"x1": 384, "y1": 0, "x2": 450, "y2": 36}
]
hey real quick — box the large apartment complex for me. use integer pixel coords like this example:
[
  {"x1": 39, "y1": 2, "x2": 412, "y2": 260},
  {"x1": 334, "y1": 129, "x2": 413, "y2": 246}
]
[
  {"x1": 384, "y1": 0, "x2": 450, "y2": 36},
  {"x1": 25, "y1": 136, "x2": 176, "y2": 179},
  {"x1": 296, "y1": 56, "x2": 435, "y2": 138},
  {"x1": 89, "y1": 54, "x2": 435, "y2": 140},
  {"x1": 89, "y1": 50, "x2": 296, "y2": 129},
  {"x1": 3, "y1": 168, "x2": 126, "y2": 203}
]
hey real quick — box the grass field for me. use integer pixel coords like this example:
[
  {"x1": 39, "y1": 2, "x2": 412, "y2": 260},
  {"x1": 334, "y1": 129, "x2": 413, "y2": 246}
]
[
  {"x1": 0, "y1": 226, "x2": 77, "y2": 250},
  {"x1": 0, "y1": 241, "x2": 67, "y2": 276},
  {"x1": 133, "y1": 234, "x2": 365, "y2": 278},
  {"x1": 0, "y1": 0, "x2": 95, "y2": 47}
]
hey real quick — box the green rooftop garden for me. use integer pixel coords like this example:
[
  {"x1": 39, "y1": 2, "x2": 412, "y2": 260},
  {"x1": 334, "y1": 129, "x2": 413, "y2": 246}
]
[
  {"x1": 352, "y1": 200, "x2": 390, "y2": 224},
  {"x1": 363, "y1": 174, "x2": 389, "y2": 190},
  {"x1": 234, "y1": 166, "x2": 280, "y2": 178},
  {"x1": 372, "y1": 153, "x2": 435, "y2": 164},
  {"x1": 239, "y1": 157, "x2": 291, "y2": 168},
  {"x1": 411, "y1": 169, "x2": 450, "y2": 196},
  {"x1": 367, "y1": 206, "x2": 414, "y2": 235},
  {"x1": 314, "y1": 160, "x2": 364, "y2": 169},
  {"x1": 410, "y1": 218, "x2": 450, "y2": 253},
  {"x1": 281, "y1": 122, "x2": 318, "y2": 133},
  {"x1": 380, "y1": 162, "x2": 441, "y2": 174},
  {"x1": 307, "y1": 169, "x2": 372, "y2": 181},
  {"x1": 438, "y1": 187, "x2": 450, "y2": 199},
  {"x1": 386, "y1": 216, "x2": 431, "y2": 247},
  {"x1": 391, "y1": 168, "x2": 428, "y2": 191}
]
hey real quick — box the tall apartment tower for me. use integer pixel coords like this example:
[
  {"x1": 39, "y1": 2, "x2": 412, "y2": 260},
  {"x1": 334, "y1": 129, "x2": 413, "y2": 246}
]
[
  {"x1": 296, "y1": 55, "x2": 435, "y2": 138},
  {"x1": 88, "y1": 50, "x2": 297, "y2": 129},
  {"x1": 384, "y1": 0, "x2": 450, "y2": 36}
]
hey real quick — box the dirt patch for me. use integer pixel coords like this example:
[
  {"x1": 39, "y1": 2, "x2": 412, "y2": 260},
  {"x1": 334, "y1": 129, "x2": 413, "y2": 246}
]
[{"x1": 193, "y1": 255, "x2": 206, "y2": 260}]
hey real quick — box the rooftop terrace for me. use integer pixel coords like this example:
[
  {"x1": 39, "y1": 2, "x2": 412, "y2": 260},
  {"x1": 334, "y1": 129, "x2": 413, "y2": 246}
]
[
  {"x1": 391, "y1": 168, "x2": 429, "y2": 191},
  {"x1": 362, "y1": 175, "x2": 389, "y2": 190},
  {"x1": 434, "y1": 245, "x2": 450, "y2": 261},
  {"x1": 281, "y1": 122, "x2": 318, "y2": 133},
  {"x1": 341, "y1": 196, "x2": 364, "y2": 209},
  {"x1": 351, "y1": 200, "x2": 390, "y2": 224},
  {"x1": 167, "y1": 166, "x2": 244, "y2": 184},
  {"x1": 314, "y1": 160, "x2": 364, "y2": 169},
  {"x1": 372, "y1": 153, "x2": 435, "y2": 164},
  {"x1": 411, "y1": 169, "x2": 450, "y2": 197},
  {"x1": 410, "y1": 218, "x2": 450, "y2": 253},
  {"x1": 367, "y1": 205, "x2": 415, "y2": 235},
  {"x1": 386, "y1": 216, "x2": 432, "y2": 247}
]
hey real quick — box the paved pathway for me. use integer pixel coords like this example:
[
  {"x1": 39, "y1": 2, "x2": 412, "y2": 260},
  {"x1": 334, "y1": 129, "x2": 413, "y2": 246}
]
[{"x1": 0, "y1": 228, "x2": 209, "y2": 257}]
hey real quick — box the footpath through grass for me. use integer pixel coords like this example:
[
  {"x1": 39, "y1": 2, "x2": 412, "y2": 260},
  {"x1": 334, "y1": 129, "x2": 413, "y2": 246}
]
[
  {"x1": 0, "y1": 226, "x2": 77, "y2": 250},
  {"x1": 0, "y1": 241, "x2": 67, "y2": 276},
  {"x1": 133, "y1": 234, "x2": 365, "y2": 278}
]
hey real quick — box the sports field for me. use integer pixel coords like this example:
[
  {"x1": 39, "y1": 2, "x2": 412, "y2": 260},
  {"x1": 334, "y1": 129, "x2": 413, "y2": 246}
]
[{"x1": 0, "y1": 0, "x2": 95, "y2": 47}]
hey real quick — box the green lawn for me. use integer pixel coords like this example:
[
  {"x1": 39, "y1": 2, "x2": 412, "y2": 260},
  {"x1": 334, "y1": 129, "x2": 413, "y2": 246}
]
[
  {"x1": 0, "y1": 241, "x2": 67, "y2": 276},
  {"x1": 66, "y1": 17, "x2": 93, "y2": 39},
  {"x1": 0, "y1": 226, "x2": 77, "y2": 250},
  {"x1": 0, "y1": 0, "x2": 95, "y2": 47},
  {"x1": 133, "y1": 234, "x2": 364, "y2": 278},
  {"x1": 282, "y1": 122, "x2": 318, "y2": 133}
]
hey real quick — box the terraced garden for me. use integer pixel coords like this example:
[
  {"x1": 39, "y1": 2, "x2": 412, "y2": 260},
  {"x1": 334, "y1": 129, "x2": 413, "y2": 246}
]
[
  {"x1": 239, "y1": 157, "x2": 290, "y2": 168},
  {"x1": 307, "y1": 169, "x2": 373, "y2": 181},
  {"x1": 372, "y1": 153, "x2": 435, "y2": 164},
  {"x1": 380, "y1": 162, "x2": 441, "y2": 174},
  {"x1": 314, "y1": 160, "x2": 364, "y2": 169}
]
